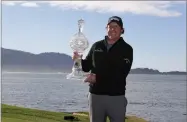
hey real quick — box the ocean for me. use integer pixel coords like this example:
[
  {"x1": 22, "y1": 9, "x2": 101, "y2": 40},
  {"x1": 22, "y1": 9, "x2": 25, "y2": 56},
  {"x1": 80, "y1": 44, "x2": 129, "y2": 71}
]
[{"x1": 2, "y1": 72, "x2": 186, "y2": 122}]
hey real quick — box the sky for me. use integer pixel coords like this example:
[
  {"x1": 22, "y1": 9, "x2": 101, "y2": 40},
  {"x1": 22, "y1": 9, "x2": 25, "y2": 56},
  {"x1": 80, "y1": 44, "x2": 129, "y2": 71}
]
[{"x1": 2, "y1": 1, "x2": 186, "y2": 72}]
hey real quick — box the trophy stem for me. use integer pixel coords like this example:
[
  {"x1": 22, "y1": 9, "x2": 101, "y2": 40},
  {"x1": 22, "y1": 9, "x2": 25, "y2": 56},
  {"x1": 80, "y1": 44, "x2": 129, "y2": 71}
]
[{"x1": 66, "y1": 55, "x2": 86, "y2": 80}]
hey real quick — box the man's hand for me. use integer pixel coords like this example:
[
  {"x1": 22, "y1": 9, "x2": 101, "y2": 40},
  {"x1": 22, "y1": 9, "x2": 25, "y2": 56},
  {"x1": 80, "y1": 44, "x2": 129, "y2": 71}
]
[
  {"x1": 72, "y1": 51, "x2": 82, "y2": 61},
  {"x1": 84, "y1": 73, "x2": 96, "y2": 84}
]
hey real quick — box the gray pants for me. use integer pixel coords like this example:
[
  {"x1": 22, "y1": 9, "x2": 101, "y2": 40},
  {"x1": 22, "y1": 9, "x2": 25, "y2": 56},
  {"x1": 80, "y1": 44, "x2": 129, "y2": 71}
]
[{"x1": 88, "y1": 93, "x2": 128, "y2": 122}]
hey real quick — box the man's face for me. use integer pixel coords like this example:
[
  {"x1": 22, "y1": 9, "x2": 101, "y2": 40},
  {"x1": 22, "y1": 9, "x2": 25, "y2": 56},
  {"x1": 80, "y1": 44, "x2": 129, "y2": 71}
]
[{"x1": 107, "y1": 22, "x2": 122, "y2": 40}]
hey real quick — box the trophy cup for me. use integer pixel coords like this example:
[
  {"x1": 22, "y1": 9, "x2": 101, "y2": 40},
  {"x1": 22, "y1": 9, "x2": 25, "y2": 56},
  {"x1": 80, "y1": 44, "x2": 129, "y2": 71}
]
[{"x1": 66, "y1": 19, "x2": 89, "y2": 80}]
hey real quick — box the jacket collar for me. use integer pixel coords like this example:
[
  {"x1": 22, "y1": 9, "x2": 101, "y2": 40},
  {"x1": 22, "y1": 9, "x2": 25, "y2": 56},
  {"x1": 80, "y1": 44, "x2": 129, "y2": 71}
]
[{"x1": 103, "y1": 36, "x2": 124, "y2": 47}]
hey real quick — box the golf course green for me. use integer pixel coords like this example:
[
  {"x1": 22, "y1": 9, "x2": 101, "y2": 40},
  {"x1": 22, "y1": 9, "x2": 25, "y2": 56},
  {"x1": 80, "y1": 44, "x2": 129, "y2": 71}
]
[{"x1": 2, "y1": 104, "x2": 147, "y2": 122}]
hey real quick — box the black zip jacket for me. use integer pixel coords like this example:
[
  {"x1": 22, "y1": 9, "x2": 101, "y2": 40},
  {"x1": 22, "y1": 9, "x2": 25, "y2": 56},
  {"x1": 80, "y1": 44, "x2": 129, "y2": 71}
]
[{"x1": 81, "y1": 36, "x2": 133, "y2": 96}]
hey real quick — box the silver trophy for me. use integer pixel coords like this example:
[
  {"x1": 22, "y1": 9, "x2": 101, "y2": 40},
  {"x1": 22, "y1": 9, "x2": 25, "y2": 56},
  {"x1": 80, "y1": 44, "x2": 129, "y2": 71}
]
[{"x1": 66, "y1": 19, "x2": 89, "y2": 80}]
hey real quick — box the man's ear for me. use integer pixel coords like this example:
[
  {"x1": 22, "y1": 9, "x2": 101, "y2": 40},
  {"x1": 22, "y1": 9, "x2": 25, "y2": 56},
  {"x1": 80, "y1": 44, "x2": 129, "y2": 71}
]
[
  {"x1": 121, "y1": 28, "x2": 125, "y2": 34},
  {"x1": 105, "y1": 26, "x2": 109, "y2": 33}
]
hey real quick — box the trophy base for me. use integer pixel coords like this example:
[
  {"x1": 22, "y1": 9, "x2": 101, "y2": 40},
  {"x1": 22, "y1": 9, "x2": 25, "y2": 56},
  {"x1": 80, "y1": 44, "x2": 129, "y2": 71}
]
[{"x1": 66, "y1": 70, "x2": 86, "y2": 80}]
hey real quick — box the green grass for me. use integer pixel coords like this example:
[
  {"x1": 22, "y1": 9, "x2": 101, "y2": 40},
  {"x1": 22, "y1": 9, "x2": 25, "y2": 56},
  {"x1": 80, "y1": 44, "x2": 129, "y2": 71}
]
[{"x1": 2, "y1": 104, "x2": 147, "y2": 122}]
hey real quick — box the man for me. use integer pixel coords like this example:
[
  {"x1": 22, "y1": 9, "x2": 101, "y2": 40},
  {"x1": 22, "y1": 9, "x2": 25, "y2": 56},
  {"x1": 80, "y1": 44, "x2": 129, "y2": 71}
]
[{"x1": 73, "y1": 16, "x2": 133, "y2": 122}]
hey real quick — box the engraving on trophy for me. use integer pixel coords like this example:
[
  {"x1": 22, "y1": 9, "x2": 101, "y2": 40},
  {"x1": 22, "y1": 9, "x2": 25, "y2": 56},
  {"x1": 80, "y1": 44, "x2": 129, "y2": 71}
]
[{"x1": 66, "y1": 19, "x2": 89, "y2": 80}]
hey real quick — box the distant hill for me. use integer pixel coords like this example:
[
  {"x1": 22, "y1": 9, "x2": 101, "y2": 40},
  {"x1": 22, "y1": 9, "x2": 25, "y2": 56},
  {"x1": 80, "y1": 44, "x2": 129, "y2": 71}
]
[
  {"x1": 1, "y1": 48, "x2": 186, "y2": 75},
  {"x1": 130, "y1": 68, "x2": 186, "y2": 75},
  {"x1": 1, "y1": 48, "x2": 73, "y2": 72}
]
